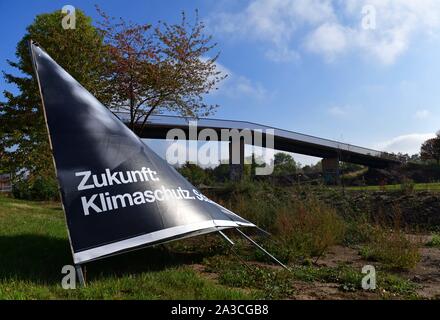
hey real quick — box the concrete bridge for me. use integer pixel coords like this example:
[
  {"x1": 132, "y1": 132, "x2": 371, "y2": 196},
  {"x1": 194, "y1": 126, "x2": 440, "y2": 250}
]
[{"x1": 119, "y1": 114, "x2": 400, "y2": 182}]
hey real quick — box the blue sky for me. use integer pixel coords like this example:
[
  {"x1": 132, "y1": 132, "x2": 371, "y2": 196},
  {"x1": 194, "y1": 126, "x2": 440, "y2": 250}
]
[{"x1": 1, "y1": 0, "x2": 440, "y2": 165}]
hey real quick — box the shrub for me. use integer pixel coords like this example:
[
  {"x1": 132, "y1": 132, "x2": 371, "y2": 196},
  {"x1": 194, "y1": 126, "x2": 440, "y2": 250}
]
[
  {"x1": 400, "y1": 177, "x2": 415, "y2": 194},
  {"x1": 427, "y1": 233, "x2": 440, "y2": 247},
  {"x1": 229, "y1": 194, "x2": 279, "y2": 231},
  {"x1": 360, "y1": 227, "x2": 420, "y2": 270},
  {"x1": 216, "y1": 180, "x2": 291, "y2": 230},
  {"x1": 343, "y1": 220, "x2": 376, "y2": 246},
  {"x1": 209, "y1": 182, "x2": 346, "y2": 262},
  {"x1": 270, "y1": 198, "x2": 346, "y2": 262},
  {"x1": 359, "y1": 205, "x2": 421, "y2": 270},
  {"x1": 178, "y1": 163, "x2": 213, "y2": 186},
  {"x1": 12, "y1": 175, "x2": 59, "y2": 201}
]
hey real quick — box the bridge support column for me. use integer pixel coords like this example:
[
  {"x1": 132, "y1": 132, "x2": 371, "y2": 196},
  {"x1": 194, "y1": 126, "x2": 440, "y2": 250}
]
[
  {"x1": 229, "y1": 138, "x2": 245, "y2": 181},
  {"x1": 322, "y1": 157, "x2": 340, "y2": 185}
]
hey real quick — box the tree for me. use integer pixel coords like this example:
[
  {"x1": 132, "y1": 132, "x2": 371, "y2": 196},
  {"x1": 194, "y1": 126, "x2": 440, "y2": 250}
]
[
  {"x1": 178, "y1": 162, "x2": 212, "y2": 186},
  {"x1": 96, "y1": 7, "x2": 225, "y2": 132},
  {"x1": 302, "y1": 161, "x2": 322, "y2": 175},
  {"x1": 0, "y1": 9, "x2": 110, "y2": 198},
  {"x1": 273, "y1": 152, "x2": 298, "y2": 176},
  {"x1": 420, "y1": 132, "x2": 440, "y2": 165},
  {"x1": 212, "y1": 163, "x2": 230, "y2": 182},
  {"x1": 409, "y1": 153, "x2": 421, "y2": 163}
]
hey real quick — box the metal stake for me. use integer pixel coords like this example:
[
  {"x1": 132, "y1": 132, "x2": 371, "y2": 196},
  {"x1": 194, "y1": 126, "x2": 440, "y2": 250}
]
[
  {"x1": 255, "y1": 226, "x2": 272, "y2": 237},
  {"x1": 218, "y1": 230, "x2": 235, "y2": 245},
  {"x1": 235, "y1": 228, "x2": 290, "y2": 271},
  {"x1": 75, "y1": 264, "x2": 86, "y2": 287},
  {"x1": 217, "y1": 231, "x2": 254, "y2": 272}
]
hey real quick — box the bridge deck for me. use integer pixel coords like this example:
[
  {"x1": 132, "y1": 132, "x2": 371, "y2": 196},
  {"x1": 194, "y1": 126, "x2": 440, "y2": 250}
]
[{"x1": 118, "y1": 114, "x2": 398, "y2": 168}]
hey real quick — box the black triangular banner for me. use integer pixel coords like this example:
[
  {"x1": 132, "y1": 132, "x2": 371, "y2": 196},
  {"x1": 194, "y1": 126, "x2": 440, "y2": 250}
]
[{"x1": 29, "y1": 41, "x2": 254, "y2": 264}]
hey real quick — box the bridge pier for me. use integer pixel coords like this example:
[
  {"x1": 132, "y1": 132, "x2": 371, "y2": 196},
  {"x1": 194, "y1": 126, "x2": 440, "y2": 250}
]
[
  {"x1": 229, "y1": 138, "x2": 245, "y2": 181},
  {"x1": 322, "y1": 157, "x2": 340, "y2": 185}
]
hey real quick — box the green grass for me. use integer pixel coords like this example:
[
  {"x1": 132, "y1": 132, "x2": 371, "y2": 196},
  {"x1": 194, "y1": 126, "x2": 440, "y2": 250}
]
[
  {"x1": 427, "y1": 233, "x2": 440, "y2": 248},
  {"x1": 346, "y1": 182, "x2": 440, "y2": 192},
  {"x1": 0, "y1": 267, "x2": 257, "y2": 300},
  {"x1": 0, "y1": 195, "x2": 257, "y2": 299},
  {"x1": 0, "y1": 193, "x2": 422, "y2": 300}
]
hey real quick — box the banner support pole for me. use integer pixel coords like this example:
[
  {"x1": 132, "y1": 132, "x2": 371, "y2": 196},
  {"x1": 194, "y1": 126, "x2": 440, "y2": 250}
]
[
  {"x1": 234, "y1": 228, "x2": 290, "y2": 271},
  {"x1": 217, "y1": 231, "x2": 254, "y2": 272},
  {"x1": 75, "y1": 264, "x2": 86, "y2": 287},
  {"x1": 218, "y1": 230, "x2": 235, "y2": 245}
]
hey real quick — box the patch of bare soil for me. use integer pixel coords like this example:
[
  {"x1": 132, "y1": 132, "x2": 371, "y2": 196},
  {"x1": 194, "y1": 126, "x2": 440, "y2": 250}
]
[
  {"x1": 192, "y1": 237, "x2": 440, "y2": 300},
  {"x1": 315, "y1": 245, "x2": 369, "y2": 269},
  {"x1": 289, "y1": 281, "x2": 378, "y2": 300},
  {"x1": 382, "y1": 234, "x2": 440, "y2": 299},
  {"x1": 289, "y1": 246, "x2": 381, "y2": 300},
  {"x1": 190, "y1": 263, "x2": 219, "y2": 282},
  {"x1": 401, "y1": 244, "x2": 440, "y2": 299},
  {"x1": 412, "y1": 247, "x2": 440, "y2": 298},
  {"x1": 314, "y1": 239, "x2": 440, "y2": 299}
]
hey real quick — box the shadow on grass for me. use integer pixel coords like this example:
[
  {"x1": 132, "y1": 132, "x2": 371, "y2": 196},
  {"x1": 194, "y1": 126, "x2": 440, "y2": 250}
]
[
  {"x1": 0, "y1": 234, "x2": 223, "y2": 285},
  {"x1": 0, "y1": 234, "x2": 71, "y2": 284}
]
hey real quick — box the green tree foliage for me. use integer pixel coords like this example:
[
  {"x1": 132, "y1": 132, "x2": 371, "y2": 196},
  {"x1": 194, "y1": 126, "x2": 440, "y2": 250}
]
[
  {"x1": 212, "y1": 163, "x2": 230, "y2": 182},
  {"x1": 273, "y1": 152, "x2": 298, "y2": 176},
  {"x1": 96, "y1": 8, "x2": 226, "y2": 132},
  {"x1": 0, "y1": 9, "x2": 109, "y2": 199},
  {"x1": 302, "y1": 161, "x2": 322, "y2": 175},
  {"x1": 1, "y1": 8, "x2": 226, "y2": 199},
  {"x1": 420, "y1": 132, "x2": 440, "y2": 165},
  {"x1": 177, "y1": 162, "x2": 213, "y2": 186}
]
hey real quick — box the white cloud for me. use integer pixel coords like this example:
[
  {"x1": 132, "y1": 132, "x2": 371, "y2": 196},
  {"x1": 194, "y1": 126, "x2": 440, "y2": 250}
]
[
  {"x1": 328, "y1": 106, "x2": 347, "y2": 116},
  {"x1": 210, "y1": 0, "x2": 335, "y2": 62},
  {"x1": 213, "y1": 62, "x2": 267, "y2": 100},
  {"x1": 305, "y1": 23, "x2": 349, "y2": 61},
  {"x1": 375, "y1": 132, "x2": 436, "y2": 155},
  {"x1": 328, "y1": 105, "x2": 360, "y2": 117},
  {"x1": 212, "y1": 0, "x2": 335, "y2": 44},
  {"x1": 415, "y1": 109, "x2": 430, "y2": 119},
  {"x1": 211, "y1": 0, "x2": 440, "y2": 64},
  {"x1": 339, "y1": 0, "x2": 440, "y2": 64},
  {"x1": 265, "y1": 47, "x2": 300, "y2": 63}
]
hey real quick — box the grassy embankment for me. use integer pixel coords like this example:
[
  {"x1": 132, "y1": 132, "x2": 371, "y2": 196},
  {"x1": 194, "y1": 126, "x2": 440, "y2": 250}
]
[
  {"x1": 346, "y1": 182, "x2": 440, "y2": 192},
  {"x1": 0, "y1": 181, "x2": 432, "y2": 299},
  {"x1": 0, "y1": 195, "x2": 255, "y2": 299}
]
